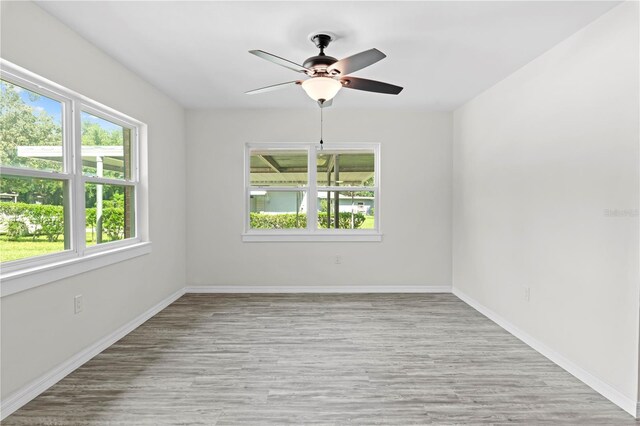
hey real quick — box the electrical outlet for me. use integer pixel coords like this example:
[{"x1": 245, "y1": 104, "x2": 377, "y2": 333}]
[
  {"x1": 335, "y1": 255, "x2": 342, "y2": 264},
  {"x1": 524, "y1": 287, "x2": 530, "y2": 302},
  {"x1": 74, "y1": 294, "x2": 83, "y2": 314}
]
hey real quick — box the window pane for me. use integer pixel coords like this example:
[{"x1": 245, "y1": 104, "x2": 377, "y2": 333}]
[
  {"x1": 317, "y1": 191, "x2": 375, "y2": 230},
  {"x1": 250, "y1": 150, "x2": 307, "y2": 187},
  {"x1": 81, "y1": 111, "x2": 132, "y2": 180},
  {"x1": 249, "y1": 190, "x2": 306, "y2": 229},
  {"x1": 0, "y1": 175, "x2": 69, "y2": 262},
  {"x1": 0, "y1": 80, "x2": 63, "y2": 172},
  {"x1": 85, "y1": 183, "x2": 135, "y2": 246},
  {"x1": 317, "y1": 151, "x2": 374, "y2": 187}
]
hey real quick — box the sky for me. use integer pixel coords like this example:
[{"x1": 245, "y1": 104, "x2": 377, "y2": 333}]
[{"x1": 2, "y1": 79, "x2": 121, "y2": 132}]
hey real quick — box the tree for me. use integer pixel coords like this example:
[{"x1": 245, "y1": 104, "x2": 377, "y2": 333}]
[
  {"x1": 354, "y1": 176, "x2": 374, "y2": 197},
  {"x1": 81, "y1": 120, "x2": 122, "y2": 147},
  {"x1": 0, "y1": 81, "x2": 62, "y2": 171},
  {"x1": 80, "y1": 116, "x2": 125, "y2": 195},
  {"x1": 0, "y1": 81, "x2": 64, "y2": 205}
]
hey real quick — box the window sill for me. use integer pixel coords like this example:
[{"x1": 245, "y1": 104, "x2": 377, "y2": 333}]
[
  {"x1": 1, "y1": 242, "x2": 152, "y2": 297},
  {"x1": 242, "y1": 233, "x2": 383, "y2": 242}
]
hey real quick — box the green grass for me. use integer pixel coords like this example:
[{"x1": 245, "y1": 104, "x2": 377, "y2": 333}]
[
  {"x1": 0, "y1": 236, "x2": 65, "y2": 262},
  {"x1": 360, "y1": 215, "x2": 375, "y2": 229},
  {"x1": 1, "y1": 232, "x2": 119, "y2": 262}
]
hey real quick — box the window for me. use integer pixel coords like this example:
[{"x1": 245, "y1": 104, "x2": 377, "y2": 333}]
[
  {"x1": 0, "y1": 61, "x2": 147, "y2": 293},
  {"x1": 244, "y1": 143, "x2": 380, "y2": 242}
]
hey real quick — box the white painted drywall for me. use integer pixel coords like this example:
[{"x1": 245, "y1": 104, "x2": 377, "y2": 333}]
[
  {"x1": 0, "y1": 2, "x2": 186, "y2": 399},
  {"x1": 186, "y1": 109, "x2": 452, "y2": 288},
  {"x1": 453, "y1": 1, "x2": 639, "y2": 405}
]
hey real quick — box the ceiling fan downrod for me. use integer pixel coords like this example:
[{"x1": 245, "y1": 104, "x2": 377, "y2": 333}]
[{"x1": 311, "y1": 33, "x2": 332, "y2": 56}]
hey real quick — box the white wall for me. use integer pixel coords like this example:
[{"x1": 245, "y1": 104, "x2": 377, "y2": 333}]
[
  {"x1": 453, "y1": 0, "x2": 639, "y2": 409},
  {"x1": 3, "y1": 0, "x2": 636, "y2": 418},
  {"x1": 186, "y1": 109, "x2": 452, "y2": 288},
  {"x1": 0, "y1": 2, "x2": 186, "y2": 399}
]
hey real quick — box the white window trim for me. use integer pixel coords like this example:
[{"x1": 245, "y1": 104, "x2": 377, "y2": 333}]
[
  {"x1": 0, "y1": 60, "x2": 149, "y2": 297},
  {"x1": 242, "y1": 142, "x2": 382, "y2": 242}
]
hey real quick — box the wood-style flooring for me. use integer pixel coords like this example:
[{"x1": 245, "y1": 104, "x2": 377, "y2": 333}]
[{"x1": 3, "y1": 293, "x2": 637, "y2": 425}]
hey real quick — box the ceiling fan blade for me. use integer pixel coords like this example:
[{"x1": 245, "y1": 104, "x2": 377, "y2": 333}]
[
  {"x1": 340, "y1": 77, "x2": 403, "y2": 95},
  {"x1": 328, "y1": 48, "x2": 386, "y2": 76},
  {"x1": 249, "y1": 50, "x2": 311, "y2": 73},
  {"x1": 318, "y1": 98, "x2": 333, "y2": 108},
  {"x1": 245, "y1": 81, "x2": 301, "y2": 95}
]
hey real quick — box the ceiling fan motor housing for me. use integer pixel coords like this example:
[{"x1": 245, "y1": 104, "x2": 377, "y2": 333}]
[
  {"x1": 303, "y1": 55, "x2": 338, "y2": 74},
  {"x1": 304, "y1": 33, "x2": 339, "y2": 75}
]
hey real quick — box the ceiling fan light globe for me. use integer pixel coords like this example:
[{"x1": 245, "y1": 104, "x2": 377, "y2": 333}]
[{"x1": 301, "y1": 77, "x2": 342, "y2": 102}]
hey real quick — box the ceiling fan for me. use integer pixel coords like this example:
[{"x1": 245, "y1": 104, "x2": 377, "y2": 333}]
[{"x1": 246, "y1": 33, "x2": 403, "y2": 107}]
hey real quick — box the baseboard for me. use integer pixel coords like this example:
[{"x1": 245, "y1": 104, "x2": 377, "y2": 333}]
[
  {"x1": 452, "y1": 287, "x2": 638, "y2": 418},
  {"x1": 0, "y1": 287, "x2": 186, "y2": 421},
  {"x1": 185, "y1": 285, "x2": 452, "y2": 293}
]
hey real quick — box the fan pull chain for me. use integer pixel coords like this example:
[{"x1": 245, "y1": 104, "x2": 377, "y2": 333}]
[{"x1": 319, "y1": 105, "x2": 324, "y2": 150}]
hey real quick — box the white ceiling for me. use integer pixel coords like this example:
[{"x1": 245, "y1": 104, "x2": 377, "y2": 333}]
[{"x1": 36, "y1": 1, "x2": 620, "y2": 110}]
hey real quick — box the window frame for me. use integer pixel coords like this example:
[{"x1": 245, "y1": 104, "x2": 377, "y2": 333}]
[
  {"x1": 0, "y1": 60, "x2": 149, "y2": 296},
  {"x1": 243, "y1": 142, "x2": 381, "y2": 242}
]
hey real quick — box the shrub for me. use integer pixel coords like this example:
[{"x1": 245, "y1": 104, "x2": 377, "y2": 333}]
[
  {"x1": 318, "y1": 212, "x2": 365, "y2": 229},
  {"x1": 0, "y1": 202, "x2": 63, "y2": 241},
  {"x1": 250, "y1": 213, "x2": 306, "y2": 229},
  {"x1": 29, "y1": 204, "x2": 64, "y2": 241},
  {"x1": 86, "y1": 208, "x2": 96, "y2": 229},
  {"x1": 249, "y1": 212, "x2": 365, "y2": 229},
  {"x1": 86, "y1": 207, "x2": 126, "y2": 241},
  {"x1": 0, "y1": 203, "x2": 34, "y2": 239},
  {"x1": 0, "y1": 202, "x2": 31, "y2": 218},
  {"x1": 102, "y1": 207, "x2": 125, "y2": 240},
  {"x1": 6, "y1": 220, "x2": 28, "y2": 240},
  {"x1": 0, "y1": 201, "x2": 128, "y2": 242}
]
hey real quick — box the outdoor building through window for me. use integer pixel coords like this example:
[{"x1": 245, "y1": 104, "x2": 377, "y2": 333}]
[
  {"x1": 244, "y1": 143, "x2": 380, "y2": 241},
  {"x1": 0, "y1": 63, "x2": 143, "y2": 272}
]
